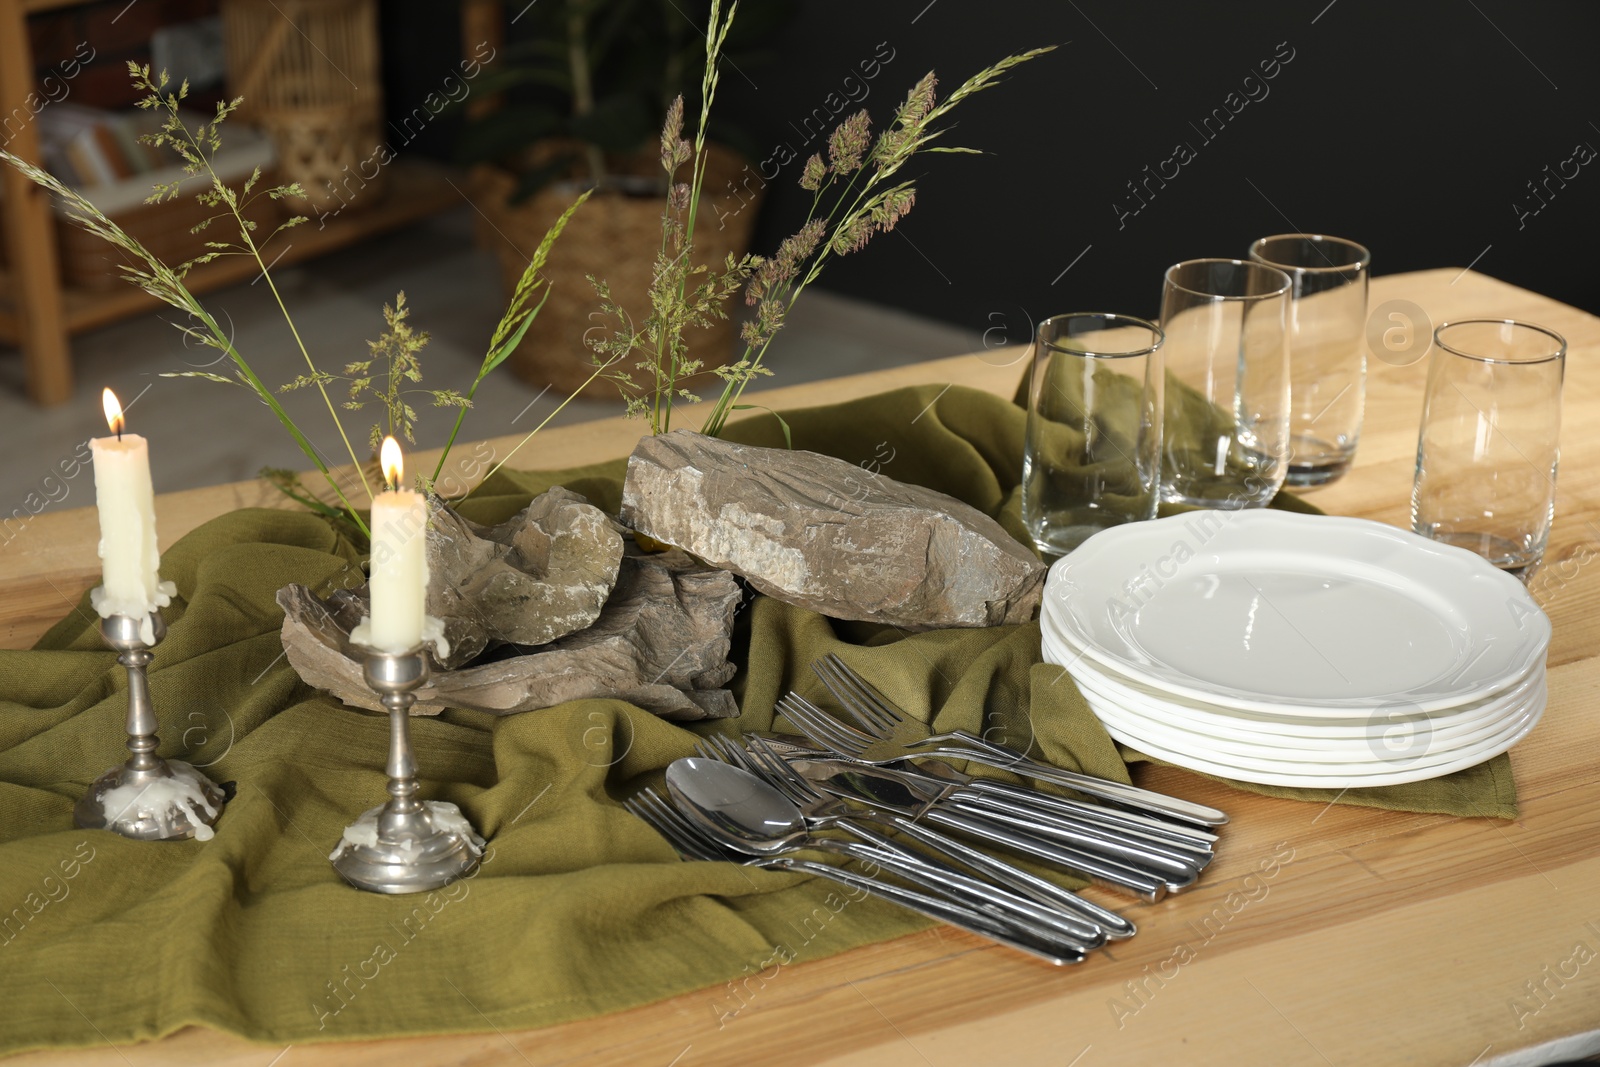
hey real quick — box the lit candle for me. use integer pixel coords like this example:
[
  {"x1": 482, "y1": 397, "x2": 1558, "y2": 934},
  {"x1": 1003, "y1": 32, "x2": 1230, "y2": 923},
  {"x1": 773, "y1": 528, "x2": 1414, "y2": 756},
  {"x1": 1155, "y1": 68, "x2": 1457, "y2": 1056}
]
[
  {"x1": 355, "y1": 437, "x2": 430, "y2": 653},
  {"x1": 89, "y1": 388, "x2": 174, "y2": 633}
]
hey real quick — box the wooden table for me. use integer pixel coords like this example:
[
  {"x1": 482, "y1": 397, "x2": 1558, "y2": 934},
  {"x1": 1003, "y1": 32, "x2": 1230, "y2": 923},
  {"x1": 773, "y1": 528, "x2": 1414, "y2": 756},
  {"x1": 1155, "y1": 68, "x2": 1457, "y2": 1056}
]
[{"x1": 6, "y1": 268, "x2": 1600, "y2": 1067}]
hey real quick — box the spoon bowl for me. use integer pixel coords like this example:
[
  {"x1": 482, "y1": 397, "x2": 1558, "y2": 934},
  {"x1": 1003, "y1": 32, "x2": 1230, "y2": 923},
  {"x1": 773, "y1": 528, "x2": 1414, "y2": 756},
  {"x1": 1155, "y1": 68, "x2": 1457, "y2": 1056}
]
[{"x1": 666, "y1": 757, "x2": 811, "y2": 855}]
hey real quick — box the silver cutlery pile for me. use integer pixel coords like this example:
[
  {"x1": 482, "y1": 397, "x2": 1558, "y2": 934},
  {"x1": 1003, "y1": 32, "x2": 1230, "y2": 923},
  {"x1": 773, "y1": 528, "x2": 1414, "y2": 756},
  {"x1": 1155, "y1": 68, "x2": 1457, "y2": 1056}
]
[{"x1": 625, "y1": 654, "x2": 1228, "y2": 965}]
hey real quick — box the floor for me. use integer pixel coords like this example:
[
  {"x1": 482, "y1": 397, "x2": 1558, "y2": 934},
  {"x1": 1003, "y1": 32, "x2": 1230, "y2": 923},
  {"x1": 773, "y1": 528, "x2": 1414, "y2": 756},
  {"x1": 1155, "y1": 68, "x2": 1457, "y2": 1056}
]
[{"x1": 0, "y1": 205, "x2": 981, "y2": 508}]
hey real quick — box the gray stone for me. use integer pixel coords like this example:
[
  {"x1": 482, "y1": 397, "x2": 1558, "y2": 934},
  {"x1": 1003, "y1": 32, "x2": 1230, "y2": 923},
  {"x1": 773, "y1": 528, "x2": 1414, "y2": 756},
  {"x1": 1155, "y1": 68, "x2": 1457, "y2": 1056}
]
[
  {"x1": 425, "y1": 487, "x2": 623, "y2": 668},
  {"x1": 277, "y1": 543, "x2": 743, "y2": 720},
  {"x1": 620, "y1": 430, "x2": 1044, "y2": 629}
]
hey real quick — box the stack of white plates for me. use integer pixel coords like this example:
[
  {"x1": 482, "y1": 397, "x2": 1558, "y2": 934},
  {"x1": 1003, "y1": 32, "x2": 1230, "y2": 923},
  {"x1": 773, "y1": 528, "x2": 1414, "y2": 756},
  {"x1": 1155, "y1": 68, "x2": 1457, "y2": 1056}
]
[{"x1": 1039, "y1": 510, "x2": 1551, "y2": 788}]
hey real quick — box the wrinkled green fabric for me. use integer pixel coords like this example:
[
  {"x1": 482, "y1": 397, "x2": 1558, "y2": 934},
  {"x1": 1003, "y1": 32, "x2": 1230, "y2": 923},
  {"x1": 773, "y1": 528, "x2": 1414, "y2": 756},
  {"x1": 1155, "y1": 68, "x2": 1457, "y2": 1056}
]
[{"x1": 0, "y1": 383, "x2": 1513, "y2": 1056}]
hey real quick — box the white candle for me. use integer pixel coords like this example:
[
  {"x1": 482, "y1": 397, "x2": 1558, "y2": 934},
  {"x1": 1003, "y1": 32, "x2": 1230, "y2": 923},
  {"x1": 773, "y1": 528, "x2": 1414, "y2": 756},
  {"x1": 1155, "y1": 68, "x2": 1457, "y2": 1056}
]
[
  {"x1": 357, "y1": 437, "x2": 430, "y2": 653},
  {"x1": 89, "y1": 388, "x2": 174, "y2": 631}
]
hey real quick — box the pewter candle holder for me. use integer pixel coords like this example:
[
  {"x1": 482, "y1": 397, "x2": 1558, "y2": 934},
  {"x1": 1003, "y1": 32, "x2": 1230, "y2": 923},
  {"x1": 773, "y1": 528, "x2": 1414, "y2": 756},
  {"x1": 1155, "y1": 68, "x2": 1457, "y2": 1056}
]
[
  {"x1": 75, "y1": 612, "x2": 227, "y2": 840},
  {"x1": 330, "y1": 647, "x2": 485, "y2": 894}
]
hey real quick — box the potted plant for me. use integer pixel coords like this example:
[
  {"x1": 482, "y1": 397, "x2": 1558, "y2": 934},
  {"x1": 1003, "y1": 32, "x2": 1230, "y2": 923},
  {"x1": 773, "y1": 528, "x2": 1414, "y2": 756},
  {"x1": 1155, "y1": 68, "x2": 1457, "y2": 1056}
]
[{"x1": 457, "y1": 0, "x2": 789, "y2": 396}]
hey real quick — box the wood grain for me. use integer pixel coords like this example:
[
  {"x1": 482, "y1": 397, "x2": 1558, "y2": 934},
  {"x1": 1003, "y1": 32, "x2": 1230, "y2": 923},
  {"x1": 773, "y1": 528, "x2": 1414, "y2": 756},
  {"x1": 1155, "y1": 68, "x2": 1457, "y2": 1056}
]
[{"x1": 5, "y1": 269, "x2": 1599, "y2": 1067}]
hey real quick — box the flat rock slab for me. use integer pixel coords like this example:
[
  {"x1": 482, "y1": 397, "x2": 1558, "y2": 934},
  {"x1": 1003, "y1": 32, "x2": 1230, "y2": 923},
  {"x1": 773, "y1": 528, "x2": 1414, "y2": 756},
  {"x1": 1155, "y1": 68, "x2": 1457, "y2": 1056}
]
[{"x1": 620, "y1": 430, "x2": 1044, "y2": 629}]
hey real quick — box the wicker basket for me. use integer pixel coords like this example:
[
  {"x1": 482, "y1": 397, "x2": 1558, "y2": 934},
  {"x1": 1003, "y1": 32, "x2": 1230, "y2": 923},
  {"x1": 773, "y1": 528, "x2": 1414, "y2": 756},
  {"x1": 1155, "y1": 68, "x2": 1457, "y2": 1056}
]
[
  {"x1": 0, "y1": 166, "x2": 282, "y2": 291},
  {"x1": 54, "y1": 171, "x2": 283, "y2": 290},
  {"x1": 469, "y1": 144, "x2": 765, "y2": 397},
  {"x1": 221, "y1": 0, "x2": 387, "y2": 215}
]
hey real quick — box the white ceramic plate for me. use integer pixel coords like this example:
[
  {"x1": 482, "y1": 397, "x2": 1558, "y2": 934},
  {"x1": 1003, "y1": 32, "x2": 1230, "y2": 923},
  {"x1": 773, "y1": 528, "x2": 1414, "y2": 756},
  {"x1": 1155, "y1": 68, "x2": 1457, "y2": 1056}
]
[
  {"x1": 1089, "y1": 684, "x2": 1545, "y2": 788},
  {"x1": 1079, "y1": 669, "x2": 1544, "y2": 765},
  {"x1": 1041, "y1": 625, "x2": 1545, "y2": 743},
  {"x1": 1071, "y1": 671, "x2": 1539, "y2": 760},
  {"x1": 1044, "y1": 510, "x2": 1550, "y2": 713}
]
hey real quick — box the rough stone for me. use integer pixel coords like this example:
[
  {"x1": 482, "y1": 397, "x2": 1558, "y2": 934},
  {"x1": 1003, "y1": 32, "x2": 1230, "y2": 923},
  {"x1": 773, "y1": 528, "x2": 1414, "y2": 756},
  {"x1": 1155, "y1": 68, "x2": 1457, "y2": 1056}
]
[
  {"x1": 425, "y1": 487, "x2": 623, "y2": 668},
  {"x1": 620, "y1": 430, "x2": 1044, "y2": 629},
  {"x1": 278, "y1": 543, "x2": 743, "y2": 721}
]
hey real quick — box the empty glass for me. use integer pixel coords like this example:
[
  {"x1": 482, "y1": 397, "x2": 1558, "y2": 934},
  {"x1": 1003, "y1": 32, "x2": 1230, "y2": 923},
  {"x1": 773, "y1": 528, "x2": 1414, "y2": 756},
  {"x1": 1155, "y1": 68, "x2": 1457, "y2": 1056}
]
[
  {"x1": 1022, "y1": 313, "x2": 1164, "y2": 557},
  {"x1": 1158, "y1": 259, "x2": 1292, "y2": 509},
  {"x1": 1412, "y1": 319, "x2": 1566, "y2": 579},
  {"x1": 1248, "y1": 234, "x2": 1371, "y2": 487}
]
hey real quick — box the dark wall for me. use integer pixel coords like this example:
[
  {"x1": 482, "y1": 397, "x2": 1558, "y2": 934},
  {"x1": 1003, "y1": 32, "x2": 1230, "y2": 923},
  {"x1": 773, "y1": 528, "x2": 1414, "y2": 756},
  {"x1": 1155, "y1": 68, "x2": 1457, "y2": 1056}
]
[
  {"x1": 714, "y1": 0, "x2": 1600, "y2": 334},
  {"x1": 387, "y1": 1, "x2": 1599, "y2": 333}
]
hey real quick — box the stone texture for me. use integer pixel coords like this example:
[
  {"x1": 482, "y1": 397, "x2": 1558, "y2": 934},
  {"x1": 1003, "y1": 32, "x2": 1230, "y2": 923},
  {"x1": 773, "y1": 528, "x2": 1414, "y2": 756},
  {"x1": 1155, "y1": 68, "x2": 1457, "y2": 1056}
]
[
  {"x1": 620, "y1": 430, "x2": 1045, "y2": 629},
  {"x1": 425, "y1": 488, "x2": 623, "y2": 668},
  {"x1": 278, "y1": 543, "x2": 743, "y2": 720}
]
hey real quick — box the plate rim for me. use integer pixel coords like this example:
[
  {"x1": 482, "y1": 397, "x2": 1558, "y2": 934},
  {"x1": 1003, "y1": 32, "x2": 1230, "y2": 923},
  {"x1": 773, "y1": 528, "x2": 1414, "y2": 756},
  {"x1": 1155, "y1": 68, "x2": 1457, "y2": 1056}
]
[{"x1": 1045, "y1": 510, "x2": 1551, "y2": 713}]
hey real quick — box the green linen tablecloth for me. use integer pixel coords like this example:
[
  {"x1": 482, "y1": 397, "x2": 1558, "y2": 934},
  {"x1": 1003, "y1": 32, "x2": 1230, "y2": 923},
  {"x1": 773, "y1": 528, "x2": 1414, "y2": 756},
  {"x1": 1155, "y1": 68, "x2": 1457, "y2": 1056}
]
[{"x1": 0, "y1": 383, "x2": 1516, "y2": 1056}]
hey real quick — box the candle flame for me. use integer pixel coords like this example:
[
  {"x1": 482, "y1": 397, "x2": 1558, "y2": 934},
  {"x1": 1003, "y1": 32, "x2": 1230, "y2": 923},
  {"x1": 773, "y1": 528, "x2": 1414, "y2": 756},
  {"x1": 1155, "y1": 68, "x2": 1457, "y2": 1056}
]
[
  {"x1": 380, "y1": 435, "x2": 403, "y2": 490},
  {"x1": 102, "y1": 388, "x2": 125, "y2": 435}
]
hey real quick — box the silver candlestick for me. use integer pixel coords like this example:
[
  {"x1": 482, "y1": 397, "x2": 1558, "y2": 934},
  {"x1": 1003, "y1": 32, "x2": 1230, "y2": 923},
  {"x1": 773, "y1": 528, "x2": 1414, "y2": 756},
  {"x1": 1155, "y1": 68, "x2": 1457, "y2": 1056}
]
[
  {"x1": 75, "y1": 612, "x2": 227, "y2": 840},
  {"x1": 330, "y1": 647, "x2": 485, "y2": 894}
]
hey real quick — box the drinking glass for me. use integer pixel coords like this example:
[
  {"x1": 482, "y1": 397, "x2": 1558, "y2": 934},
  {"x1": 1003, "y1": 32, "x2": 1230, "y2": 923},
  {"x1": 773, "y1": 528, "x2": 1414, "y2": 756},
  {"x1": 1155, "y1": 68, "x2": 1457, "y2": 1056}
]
[
  {"x1": 1412, "y1": 319, "x2": 1566, "y2": 578},
  {"x1": 1158, "y1": 259, "x2": 1292, "y2": 509},
  {"x1": 1022, "y1": 313, "x2": 1164, "y2": 557},
  {"x1": 1248, "y1": 233, "x2": 1371, "y2": 487}
]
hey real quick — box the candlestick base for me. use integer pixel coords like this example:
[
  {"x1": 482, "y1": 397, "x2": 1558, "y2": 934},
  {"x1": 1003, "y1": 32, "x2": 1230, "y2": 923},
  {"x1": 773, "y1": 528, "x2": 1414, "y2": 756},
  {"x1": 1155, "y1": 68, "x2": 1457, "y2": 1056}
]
[
  {"x1": 330, "y1": 800, "x2": 485, "y2": 894},
  {"x1": 74, "y1": 759, "x2": 226, "y2": 841},
  {"x1": 331, "y1": 646, "x2": 486, "y2": 894},
  {"x1": 75, "y1": 612, "x2": 227, "y2": 841}
]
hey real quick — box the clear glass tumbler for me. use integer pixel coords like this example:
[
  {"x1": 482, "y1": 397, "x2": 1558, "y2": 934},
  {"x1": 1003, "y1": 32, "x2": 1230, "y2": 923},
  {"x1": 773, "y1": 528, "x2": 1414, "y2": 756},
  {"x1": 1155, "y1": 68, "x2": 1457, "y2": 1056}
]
[
  {"x1": 1412, "y1": 319, "x2": 1566, "y2": 579},
  {"x1": 1248, "y1": 233, "x2": 1371, "y2": 487},
  {"x1": 1158, "y1": 259, "x2": 1292, "y2": 509},
  {"x1": 1022, "y1": 313, "x2": 1164, "y2": 557}
]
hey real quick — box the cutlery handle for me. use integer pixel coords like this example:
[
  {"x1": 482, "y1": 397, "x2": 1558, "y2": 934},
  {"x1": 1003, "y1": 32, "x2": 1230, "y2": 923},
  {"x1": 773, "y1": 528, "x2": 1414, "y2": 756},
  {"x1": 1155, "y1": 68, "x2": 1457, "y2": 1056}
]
[
  {"x1": 821, "y1": 836, "x2": 1102, "y2": 956},
  {"x1": 919, "y1": 807, "x2": 1167, "y2": 903},
  {"x1": 943, "y1": 798, "x2": 1200, "y2": 887},
  {"x1": 859, "y1": 813, "x2": 1135, "y2": 940},
  {"x1": 946, "y1": 795, "x2": 1207, "y2": 872},
  {"x1": 951, "y1": 743, "x2": 1229, "y2": 828},
  {"x1": 834, "y1": 819, "x2": 1106, "y2": 944},
  {"x1": 781, "y1": 859, "x2": 1083, "y2": 967},
  {"x1": 957, "y1": 779, "x2": 1218, "y2": 851}
]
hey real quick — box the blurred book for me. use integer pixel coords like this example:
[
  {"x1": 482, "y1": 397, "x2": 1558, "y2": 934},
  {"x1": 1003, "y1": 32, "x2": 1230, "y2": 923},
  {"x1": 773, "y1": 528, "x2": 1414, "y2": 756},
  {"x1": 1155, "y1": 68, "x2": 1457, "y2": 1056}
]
[{"x1": 35, "y1": 104, "x2": 275, "y2": 217}]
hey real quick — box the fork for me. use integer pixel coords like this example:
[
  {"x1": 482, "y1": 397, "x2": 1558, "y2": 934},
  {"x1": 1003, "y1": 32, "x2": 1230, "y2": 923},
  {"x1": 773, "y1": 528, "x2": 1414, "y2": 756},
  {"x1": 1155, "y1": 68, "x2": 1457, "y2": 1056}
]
[
  {"x1": 811, "y1": 653, "x2": 1228, "y2": 828},
  {"x1": 738, "y1": 735, "x2": 1135, "y2": 940},
  {"x1": 756, "y1": 712, "x2": 1206, "y2": 890},
  {"x1": 753, "y1": 731, "x2": 1217, "y2": 857},
  {"x1": 624, "y1": 787, "x2": 1083, "y2": 966},
  {"x1": 776, "y1": 694, "x2": 1178, "y2": 901},
  {"x1": 697, "y1": 736, "x2": 1112, "y2": 946}
]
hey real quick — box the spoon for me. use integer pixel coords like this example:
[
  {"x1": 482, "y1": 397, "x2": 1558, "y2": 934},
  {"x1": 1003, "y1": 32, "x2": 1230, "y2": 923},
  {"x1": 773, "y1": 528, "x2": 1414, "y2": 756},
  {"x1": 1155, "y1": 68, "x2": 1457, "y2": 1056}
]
[
  {"x1": 626, "y1": 788, "x2": 1082, "y2": 968},
  {"x1": 665, "y1": 757, "x2": 1099, "y2": 959}
]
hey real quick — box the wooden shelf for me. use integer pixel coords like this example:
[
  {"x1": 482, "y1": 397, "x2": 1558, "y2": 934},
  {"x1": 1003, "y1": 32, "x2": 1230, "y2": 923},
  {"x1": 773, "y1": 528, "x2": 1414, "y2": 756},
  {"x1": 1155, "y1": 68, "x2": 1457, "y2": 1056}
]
[
  {"x1": 0, "y1": 160, "x2": 464, "y2": 340},
  {"x1": 0, "y1": 0, "x2": 497, "y2": 406}
]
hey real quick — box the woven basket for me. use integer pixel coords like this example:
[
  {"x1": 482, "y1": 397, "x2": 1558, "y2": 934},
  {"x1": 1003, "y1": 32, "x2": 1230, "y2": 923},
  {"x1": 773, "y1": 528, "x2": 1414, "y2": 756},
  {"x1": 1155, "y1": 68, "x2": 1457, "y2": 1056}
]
[
  {"x1": 221, "y1": 0, "x2": 387, "y2": 215},
  {"x1": 469, "y1": 144, "x2": 765, "y2": 398},
  {"x1": 46, "y1": 170, "x2": 283, "y2": 291}
]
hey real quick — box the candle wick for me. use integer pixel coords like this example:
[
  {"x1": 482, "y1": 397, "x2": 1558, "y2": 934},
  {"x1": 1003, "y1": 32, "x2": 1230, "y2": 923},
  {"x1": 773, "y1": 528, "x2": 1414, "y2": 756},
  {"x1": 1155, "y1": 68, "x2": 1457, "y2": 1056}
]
[{"x1": 116, "y1": 426, "x2": 122, "y2": 442}]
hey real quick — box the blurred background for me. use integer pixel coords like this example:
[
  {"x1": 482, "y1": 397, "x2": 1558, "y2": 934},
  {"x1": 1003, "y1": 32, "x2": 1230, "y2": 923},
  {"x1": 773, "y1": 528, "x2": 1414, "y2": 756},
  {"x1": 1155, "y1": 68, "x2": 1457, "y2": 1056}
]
[{"x1": 0, "y1": 0, "x2": 1595, "y2": 503}]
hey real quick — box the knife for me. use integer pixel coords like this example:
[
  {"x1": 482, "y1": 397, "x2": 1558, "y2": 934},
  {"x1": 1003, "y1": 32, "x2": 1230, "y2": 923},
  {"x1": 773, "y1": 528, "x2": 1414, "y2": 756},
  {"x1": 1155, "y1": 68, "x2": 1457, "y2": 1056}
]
[
  {"x1": 761, "y1": 735, "x2": 1216, "y2": 858},
  {"x1": 788, "y1": 757, "x2": 1174, "y2": 901}
]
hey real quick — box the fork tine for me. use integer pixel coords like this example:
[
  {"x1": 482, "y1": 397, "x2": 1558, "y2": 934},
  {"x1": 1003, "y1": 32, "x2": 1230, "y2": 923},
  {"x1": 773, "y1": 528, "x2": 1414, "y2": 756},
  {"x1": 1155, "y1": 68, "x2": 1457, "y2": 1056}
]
[
  {"x1": 814, "y1": 655, "x2": 900, "y2": 735},
  {"x1": 703, "y1": 735, "x2": 796, "y2": 801},
  {"x1": 776, "y1": 694, "x2": 870, "y2": 755},
  {"x1": 736, "y1": 735, "x2": 816, "y2": 807},
  {"x1": 746, "y1": 734, "x2": 828, "y2": 805},
  {"x1": 690, "y1": 737, "x2": 721, "y2": 761},
  {"x1": 821, "y1": 653, "x2": 910, "y2": 729},
  {"x1": 628, "y1": 787, "x2": 720, "y2": 862},
  {"x1": 708, "y1": 734, "x2": 759, "y2": 773},
  {"x1": 813, "y1": 656, "x2": 893, "y2": 735}
]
